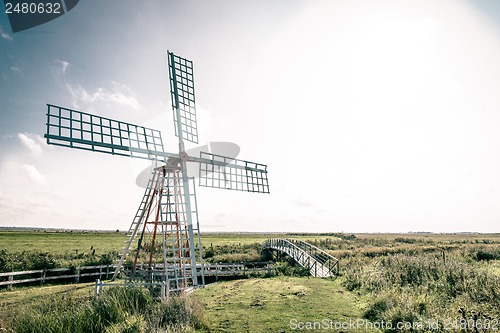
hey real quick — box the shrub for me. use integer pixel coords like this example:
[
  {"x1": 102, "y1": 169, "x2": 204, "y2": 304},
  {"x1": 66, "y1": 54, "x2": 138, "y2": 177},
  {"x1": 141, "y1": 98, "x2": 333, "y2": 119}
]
[
  {"x1": 474, "y1": 250, "x2": 500, "y2": 261},
  {"x1": 395, "y1": 237, "x2": 417, "y2": 244},
  {"x1": 273, "y1": 260, "x2": 310, "y2": 277},
  {"x1": 91, "y1": 287, "x2": 152, "y2": 330},
  {"x1": 363, "y1": 299, "x2": 391, "y2": 321},
  {"x1": 344, "y1": 278, "x2": 362, "y2": 291},
  {"x1": 0, "y1": 249, "x2": 10, "y2": 272},
  {"x1": 0, "y1": 250, "x2": 60, "y2": 272},
  {"x1": 81, "y1": 251, "x2": 118, "y2": 266},
  {"x1": 147, "y1": 294, "x2": 206, "y2": 331}
]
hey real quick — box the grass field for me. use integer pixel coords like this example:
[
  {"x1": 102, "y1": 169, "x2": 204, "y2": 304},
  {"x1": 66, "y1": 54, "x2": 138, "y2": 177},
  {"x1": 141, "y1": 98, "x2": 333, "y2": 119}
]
[
  {"x1": 1, "y1": 231, "x2": 500, "y2": 332},
  {"x1": 0, "y1": 230, "x2": 345, "y2": 253},
  {"x1": 194, "y1": 276, "x2": 372, "y2": 333},
  {"x1": 0, "y1": 230, "x2": 124, "y2": 255},
  {"x1": 0, "y1": 231, "x2": 347, "y2": 269},
  {"x1": 3, "y1": 230, "x2": 498, "y2": 256}
]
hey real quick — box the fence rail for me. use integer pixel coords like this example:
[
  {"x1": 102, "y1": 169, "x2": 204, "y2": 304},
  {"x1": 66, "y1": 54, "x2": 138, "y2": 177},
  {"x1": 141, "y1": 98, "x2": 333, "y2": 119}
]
[
  {"x1": 123, "y1": 262, "x2": 274, "y2": 282},
  {"x1": 0, "y1": 264, "x2": 118, "y2": 287},
  {"x1": 0, "y1": 262, "x2": 275, "y2": 288}
]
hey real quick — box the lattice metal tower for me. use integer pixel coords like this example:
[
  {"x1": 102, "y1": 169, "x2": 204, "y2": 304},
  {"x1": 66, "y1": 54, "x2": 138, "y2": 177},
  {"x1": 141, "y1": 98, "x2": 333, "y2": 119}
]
[{"x1": 44, "y1": 51, "x2": 270, "y2": 292}]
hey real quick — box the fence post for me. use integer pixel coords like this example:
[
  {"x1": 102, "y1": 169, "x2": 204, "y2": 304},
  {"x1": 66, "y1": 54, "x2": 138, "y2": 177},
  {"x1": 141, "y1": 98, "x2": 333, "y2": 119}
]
[
  {"x1": 161, "y1": 281, "x2": 166, "y2": 299},
  {"x1": 94, "y1": 279, "x2": 100, "y2": 297},
  {"x1": 75, "y1": 267, "x2": 80, "y2": 283},
  {"x1": 8, "y1": 274, "x2": 13, "y2": 289},
  {"x1": 41, "y1": 270, "x2": 46, "y2": 286}
]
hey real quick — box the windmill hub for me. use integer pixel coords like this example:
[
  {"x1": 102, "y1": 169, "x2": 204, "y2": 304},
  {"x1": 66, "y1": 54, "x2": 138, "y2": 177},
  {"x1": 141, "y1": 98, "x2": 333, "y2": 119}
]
[
  {"x1": 179, "y1": 151, "x2": 189, "y2": 161},
  {"x1": 166, "y1": 157, "x2": 181, "y2": 168}
]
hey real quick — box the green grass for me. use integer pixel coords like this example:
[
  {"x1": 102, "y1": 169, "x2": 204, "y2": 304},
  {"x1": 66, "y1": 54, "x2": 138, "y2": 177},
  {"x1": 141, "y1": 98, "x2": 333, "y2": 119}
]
[
  {"x1": 194, "y1": 276, "x2": 371, "y2": 333},
  {"x1": 0, "y1": 231, "x2": 125, "y2": 255}
]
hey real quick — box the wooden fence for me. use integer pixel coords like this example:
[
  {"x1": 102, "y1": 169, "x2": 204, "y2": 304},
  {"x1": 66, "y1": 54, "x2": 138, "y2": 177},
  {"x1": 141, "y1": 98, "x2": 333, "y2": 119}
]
[
  {"x1": 0, "y1": 262, "x2": 275, "y2": 288},
  {"x1": 0, "y1": 265, "x2": 117, "y2": 288},
  {"x1": 203, "y1": 262, "x2": 274, "y2": 279}
]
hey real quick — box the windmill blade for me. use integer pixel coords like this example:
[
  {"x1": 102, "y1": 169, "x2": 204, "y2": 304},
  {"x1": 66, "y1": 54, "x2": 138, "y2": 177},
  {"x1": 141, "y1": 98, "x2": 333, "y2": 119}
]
[
  {"x1": 135, "y1": 142, "x2": 240, "y2": 188},
  {"x1": 197, "y1": 152, "x2": 270, "y2": 194},
  {"x1": 168, "y1": 51, "x2": 198, "y2": 144},
  {"x1": 45, "y1": 104, "x2": 174, "y2": 160}
]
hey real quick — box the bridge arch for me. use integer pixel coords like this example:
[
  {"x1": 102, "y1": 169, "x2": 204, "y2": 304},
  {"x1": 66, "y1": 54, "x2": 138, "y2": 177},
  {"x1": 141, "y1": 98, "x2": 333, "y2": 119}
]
[{"x1": 263, "y1": 239, "x2": 339, "y2": 277}]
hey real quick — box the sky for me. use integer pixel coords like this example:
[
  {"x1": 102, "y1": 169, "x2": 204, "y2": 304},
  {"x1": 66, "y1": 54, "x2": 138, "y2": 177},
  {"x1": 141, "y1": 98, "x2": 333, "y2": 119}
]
[{"x1": 1, "y1": 0, "x2": 500, "y2": 233}]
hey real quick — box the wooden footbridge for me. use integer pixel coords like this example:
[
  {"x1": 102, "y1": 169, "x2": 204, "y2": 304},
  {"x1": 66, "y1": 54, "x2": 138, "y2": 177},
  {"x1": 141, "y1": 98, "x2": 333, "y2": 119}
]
[{"x1": 263, "y1": 239, "x2": 339, "y2": 277}]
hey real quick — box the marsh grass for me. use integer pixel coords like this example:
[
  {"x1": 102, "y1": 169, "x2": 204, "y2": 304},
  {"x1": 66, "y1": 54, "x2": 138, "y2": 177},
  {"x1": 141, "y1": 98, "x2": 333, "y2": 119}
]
[
  {"x1": 12, "y1": 286, "x2": 205, "y2": 333},
  {"x1": 342, "y1": 245, "x2": 500, "y2": 332}
]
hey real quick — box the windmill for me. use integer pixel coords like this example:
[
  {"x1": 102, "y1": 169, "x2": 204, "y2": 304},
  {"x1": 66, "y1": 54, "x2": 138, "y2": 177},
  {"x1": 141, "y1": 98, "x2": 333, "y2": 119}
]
[{"x1": 44, "y1": 51, "x2": 270, "y2": 292}]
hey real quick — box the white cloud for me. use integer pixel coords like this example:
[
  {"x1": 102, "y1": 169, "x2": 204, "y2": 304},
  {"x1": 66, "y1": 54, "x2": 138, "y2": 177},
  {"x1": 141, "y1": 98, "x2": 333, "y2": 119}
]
[
  {"x1": 0, "y1": 160, "x2": 51, "y2": 224},
  {"x1": 67, "y1": 81, "x2": 142, "y2": 110},
  {"x1": 18, "y1": 133, "x2": 44, "y2": 156},
  {"x1": 52, "y1": 59, "x2": 142, "y2": 112},
  {"x1": 10, "y1": 66, "x2": 23, "y2": 75},
  {"x1": 0, "y1": 188, "x2": 56, "y2": 224},
  {"x1": 0, "y1": 190, "x2": 22, "y2": 221},
  {"x1": 55, "y1": 59, "x2": 69, "y2": 75},
  {"x1": 20, "y1": 164, "x2": 48, "y2": 186},
  {"x1": 0, "y1": 26, "x2": 12, "y2": 41}
]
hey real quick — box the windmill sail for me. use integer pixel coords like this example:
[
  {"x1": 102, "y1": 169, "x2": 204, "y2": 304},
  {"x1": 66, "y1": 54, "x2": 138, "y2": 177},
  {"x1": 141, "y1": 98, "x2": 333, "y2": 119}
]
[
  {"x1": 168, "y1": 51, "x2": 198, "y2": 144},
  {"x1": 198, "y1": 152, "x2": 270, "y2": 193},
  {"x1": 45, "y1": 104, "x2": 171, "y2": 160}
]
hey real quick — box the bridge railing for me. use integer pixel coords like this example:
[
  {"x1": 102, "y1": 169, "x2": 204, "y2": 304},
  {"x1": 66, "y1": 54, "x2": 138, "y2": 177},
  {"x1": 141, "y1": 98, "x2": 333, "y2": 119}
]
[
  {"x1": 263, "y1": 239, "x2": 339, "y2": 277},
  {"x1": 287, "y1": 239, "x2": 339, "y2": 276}
]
